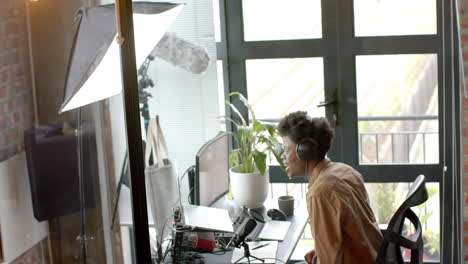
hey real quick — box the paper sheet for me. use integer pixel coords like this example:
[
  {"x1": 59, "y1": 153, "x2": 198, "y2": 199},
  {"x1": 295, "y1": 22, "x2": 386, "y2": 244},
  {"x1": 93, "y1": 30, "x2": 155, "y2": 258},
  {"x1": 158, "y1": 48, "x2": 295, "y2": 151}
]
[
  {"x1": 231, "y1": 241, "x2": 278, "y2": 264},
  {"x1": 257, "y1": 220, "x2": 291, "y2": 241},
  {"x1": 0, "y1": 153, "x2": 48, "y2": 262}
]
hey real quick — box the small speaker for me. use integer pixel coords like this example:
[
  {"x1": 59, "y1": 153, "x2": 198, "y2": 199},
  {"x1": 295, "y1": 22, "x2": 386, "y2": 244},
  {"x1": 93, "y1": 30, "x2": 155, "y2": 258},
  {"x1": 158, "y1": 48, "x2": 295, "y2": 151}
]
[
  {"x1": 24, "y1": 122, "x2": 96, "y2": 221},
  {"x1": 296, "y1": 138, "x2": 319, "y2": 161}
]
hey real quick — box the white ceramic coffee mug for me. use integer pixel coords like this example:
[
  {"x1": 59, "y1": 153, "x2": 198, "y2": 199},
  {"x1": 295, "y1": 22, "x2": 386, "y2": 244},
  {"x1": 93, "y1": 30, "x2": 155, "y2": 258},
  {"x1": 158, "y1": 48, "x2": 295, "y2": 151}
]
[{"x1": 278, "y1": 195, "x2": 299, "y2": 217}]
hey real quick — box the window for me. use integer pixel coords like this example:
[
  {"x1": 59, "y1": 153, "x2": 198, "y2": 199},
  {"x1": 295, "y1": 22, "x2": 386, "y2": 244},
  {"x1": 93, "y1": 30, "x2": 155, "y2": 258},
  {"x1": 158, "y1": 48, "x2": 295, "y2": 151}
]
[
  {"x1": 353, "y1": 0, "x2": 437, "y2": 36},
  {"x1": 356, "y1": 54, "x2": 439, "y2": 164},
  {"x1": 217, "y1": 0, "x2": 457, "y2": 262},
  {"x1": 242, "y1": 0, "x2": 322, "y2": 41},
  {"x1": 246, "y1": 58, "x2": 325, "y2": 119}
]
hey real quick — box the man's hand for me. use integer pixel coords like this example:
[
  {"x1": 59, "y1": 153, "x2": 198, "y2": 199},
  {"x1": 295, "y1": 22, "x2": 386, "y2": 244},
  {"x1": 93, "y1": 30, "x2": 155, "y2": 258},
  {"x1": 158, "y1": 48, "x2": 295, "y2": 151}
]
[{"x1": 304, "y1": 249, "x2": 316, "y2": 264}]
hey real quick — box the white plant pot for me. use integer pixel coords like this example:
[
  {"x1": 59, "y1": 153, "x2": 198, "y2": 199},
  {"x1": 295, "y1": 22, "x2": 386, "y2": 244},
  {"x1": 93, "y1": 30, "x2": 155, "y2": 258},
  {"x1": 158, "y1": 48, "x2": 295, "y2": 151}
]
[{"x1": 229, "y1": 167, "x2": 269, "y2": 209}]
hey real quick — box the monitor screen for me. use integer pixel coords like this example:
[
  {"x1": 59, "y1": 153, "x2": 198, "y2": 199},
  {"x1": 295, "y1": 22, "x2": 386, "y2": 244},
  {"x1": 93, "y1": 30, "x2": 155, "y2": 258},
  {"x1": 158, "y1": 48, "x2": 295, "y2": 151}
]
[{"x1": 194, "y1": 132, "x2": 230, "y2": 206}]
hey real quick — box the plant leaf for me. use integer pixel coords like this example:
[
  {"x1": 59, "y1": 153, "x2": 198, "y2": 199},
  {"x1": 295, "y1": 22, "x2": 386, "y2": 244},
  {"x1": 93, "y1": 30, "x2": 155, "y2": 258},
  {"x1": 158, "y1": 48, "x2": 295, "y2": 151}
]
[
  {"x1": 224, "y1": 92, "x2": 287, "y2": 176},
  {"x1": 264, "y1": 123, "x2": 277, "y2": 136},
  {"x1": 229, "y1": 92, "x2": 256, "y2": 121},
  {"x1": 253, "y1": 151, "x2": 267, "y2": 176},
  {"x1": 224, "y1": 116, "x2": 242, "y2": 128},
  {"x1": 420, "y1": 212, "x2": 433, "y2": 225},
  {"x1": 272, "y1": 142, "x2": 286, "y2": 172},
  {"x1": 252, "y1": 119, "x2": 266, "y2": 134},
  {"x1": 229, "y1": 149, "x2": 240, "y2": 168},
  {"x1": 225, "y1": 99, "x2": 246, "y2": 126}
]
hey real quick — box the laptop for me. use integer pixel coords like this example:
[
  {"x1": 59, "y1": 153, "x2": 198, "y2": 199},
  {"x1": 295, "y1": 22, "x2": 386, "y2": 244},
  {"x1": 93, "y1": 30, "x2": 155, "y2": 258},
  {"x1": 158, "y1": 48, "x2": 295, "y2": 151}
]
[
  {"x1": 181, "y1": 204, "x2": 234, "y2": 233},
  {"x1": 176, "y1": 177, "x2": 233, "y2": 233}
]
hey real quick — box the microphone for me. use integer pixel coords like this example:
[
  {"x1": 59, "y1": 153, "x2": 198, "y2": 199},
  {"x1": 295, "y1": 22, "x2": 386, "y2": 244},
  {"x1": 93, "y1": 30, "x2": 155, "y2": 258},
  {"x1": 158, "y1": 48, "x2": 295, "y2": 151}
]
[
  {"x1": 234, "y1": 219, "x2": 257, "y2": 248},
  {"x1": 151, "y1": 32, "x2": 210, "y2": 74}
]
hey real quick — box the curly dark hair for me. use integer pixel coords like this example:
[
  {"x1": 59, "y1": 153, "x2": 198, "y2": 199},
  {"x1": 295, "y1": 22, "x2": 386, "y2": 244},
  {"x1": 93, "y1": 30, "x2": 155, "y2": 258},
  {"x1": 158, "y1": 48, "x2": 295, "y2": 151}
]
[{"x1": 278, "y1": 111, "x2": 334, "y2": 160}]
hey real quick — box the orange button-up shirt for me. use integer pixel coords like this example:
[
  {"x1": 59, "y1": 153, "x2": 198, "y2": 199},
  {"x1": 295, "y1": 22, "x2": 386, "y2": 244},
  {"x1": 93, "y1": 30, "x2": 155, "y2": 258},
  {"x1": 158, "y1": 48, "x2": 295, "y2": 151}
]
[{"x1": 305, "y1": 159, "x2": 382, "y2": 264}]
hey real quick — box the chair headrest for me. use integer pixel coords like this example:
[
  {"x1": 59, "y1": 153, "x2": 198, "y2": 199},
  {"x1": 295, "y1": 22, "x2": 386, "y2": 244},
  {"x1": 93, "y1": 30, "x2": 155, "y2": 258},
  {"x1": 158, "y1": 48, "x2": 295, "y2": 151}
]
[{"x1": 404, "y1": 175, "x2": 428, "y2": 208}]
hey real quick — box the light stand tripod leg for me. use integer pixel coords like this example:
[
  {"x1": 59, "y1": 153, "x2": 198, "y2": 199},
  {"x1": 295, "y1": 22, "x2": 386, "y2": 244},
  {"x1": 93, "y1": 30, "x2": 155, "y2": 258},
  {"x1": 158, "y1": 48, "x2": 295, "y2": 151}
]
[
  {"x1": 76, "y1": 108, "x2": 88, "y2": 264},
  {"x1": 110, "y1": 152, "x2": 127, "y2": 230}
]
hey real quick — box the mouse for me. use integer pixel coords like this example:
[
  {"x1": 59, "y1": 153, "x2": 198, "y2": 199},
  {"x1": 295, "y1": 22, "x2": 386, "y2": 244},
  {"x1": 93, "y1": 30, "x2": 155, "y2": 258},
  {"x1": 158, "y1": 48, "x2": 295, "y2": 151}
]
[{"x1": 267, "y1": 209, "x2": 287, "y2": 221}]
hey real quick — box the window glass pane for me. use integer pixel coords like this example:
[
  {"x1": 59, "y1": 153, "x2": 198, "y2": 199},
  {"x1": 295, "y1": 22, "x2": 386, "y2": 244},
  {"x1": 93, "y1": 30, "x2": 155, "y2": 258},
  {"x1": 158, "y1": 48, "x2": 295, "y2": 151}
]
[
  {"x1": 245, "y1": 58, "x2": 325, "y2": 120},
  {"x1": 213, "y1": 0, "x2": 221, "y2": 42},
  {"x1": 354, "y1": 0, "x2": 437, "y2": 36},
  {"x1": 242, "y1": 0, "x2": 322, "y2": 41},
  {"x1": 217, "y1": 60, "x2": 226, "y2": 130},
  {"x1": 366, "y1": 183, "x2": 440, "y2": 262},
  {"x1": 129, "y1": 0, "x2": 222, "y2": 261},
  {"x1": 356, "y1": 54, "x2": 438, "y2": 164}
]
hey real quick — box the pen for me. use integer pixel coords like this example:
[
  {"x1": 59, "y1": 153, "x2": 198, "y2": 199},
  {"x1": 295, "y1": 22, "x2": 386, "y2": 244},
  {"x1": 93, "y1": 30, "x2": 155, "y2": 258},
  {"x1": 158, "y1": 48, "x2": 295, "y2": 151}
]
[{"x1": 252, "y1": 243, "x2": 270, "y2": 250}]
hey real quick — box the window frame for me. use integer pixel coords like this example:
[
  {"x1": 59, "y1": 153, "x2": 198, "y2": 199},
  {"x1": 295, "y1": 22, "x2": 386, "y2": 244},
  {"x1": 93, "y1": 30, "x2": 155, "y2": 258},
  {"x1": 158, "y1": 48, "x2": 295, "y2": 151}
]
[{"x1": 216, "y1": 0, "x2": 461, "y2": 262}]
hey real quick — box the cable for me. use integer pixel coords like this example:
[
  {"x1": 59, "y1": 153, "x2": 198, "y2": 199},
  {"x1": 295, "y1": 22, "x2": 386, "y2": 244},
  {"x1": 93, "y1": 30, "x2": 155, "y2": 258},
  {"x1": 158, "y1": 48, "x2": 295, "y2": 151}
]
[
  {"x1": 157, "y1": 214, "x2": 176, "y2": 259},
  {"x1": 174, "y1": 165, "x2": 195, "y2": 207},
  {"x1": 215, "y1": 235, "x2": 232, "y2": 249},
  {"x1": 179, "y1": 251, "x2": 205, "y2": 263},
  {"x1": 263, "y1": 258, "x2": 286, "y2": 264},
  {"x1": 188, "y1": 187, "x2": 194, "y2": 204},
  {"x1": 161, "y1": 239, "x2": 173, "y2": 263},
  {"x1": 161, "y1": 248, "x2": 206, "y2": 264},
  {"x1": 179, "y1": 165, "x2": 195, "y2": 187},
  {"x1": 159, "y1": 238, "x2": 174, "y2": 264}
]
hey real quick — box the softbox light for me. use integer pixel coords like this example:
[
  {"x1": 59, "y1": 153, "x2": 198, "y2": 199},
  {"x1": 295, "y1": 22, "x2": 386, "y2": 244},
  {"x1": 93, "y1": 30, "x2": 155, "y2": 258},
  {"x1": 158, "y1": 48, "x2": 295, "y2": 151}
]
[{"x1": 60, "y1": 2, "x2": 183, "y2": 113}]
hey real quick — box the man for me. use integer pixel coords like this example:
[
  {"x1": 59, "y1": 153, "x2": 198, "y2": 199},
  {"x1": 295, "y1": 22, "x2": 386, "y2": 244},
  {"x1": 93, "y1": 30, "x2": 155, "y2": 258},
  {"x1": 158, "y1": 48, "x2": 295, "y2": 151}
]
[{"x1": 278, "y1": 111, "x2": 382, "y2": 264}]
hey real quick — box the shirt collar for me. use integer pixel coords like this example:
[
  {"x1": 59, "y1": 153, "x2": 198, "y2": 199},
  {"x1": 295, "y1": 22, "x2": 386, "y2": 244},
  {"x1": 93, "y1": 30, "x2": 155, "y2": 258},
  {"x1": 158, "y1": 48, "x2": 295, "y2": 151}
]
[{"x1": 307, "y1": 158, "x2": 331, "y2": 183}]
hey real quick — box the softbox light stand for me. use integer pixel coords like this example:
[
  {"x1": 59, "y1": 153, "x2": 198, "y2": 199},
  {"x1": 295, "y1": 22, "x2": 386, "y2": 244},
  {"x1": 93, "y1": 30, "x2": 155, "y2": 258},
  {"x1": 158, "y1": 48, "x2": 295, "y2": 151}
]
[{"x1": 75, "y1": 107, "x2": 88, "y2": 264}]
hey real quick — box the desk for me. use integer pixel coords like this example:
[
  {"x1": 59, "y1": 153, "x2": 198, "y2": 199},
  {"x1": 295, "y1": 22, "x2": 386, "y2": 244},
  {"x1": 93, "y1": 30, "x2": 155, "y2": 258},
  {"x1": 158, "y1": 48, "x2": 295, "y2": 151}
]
[
  {"x1": 201, "y1": 198, "x2": 309, "y2": 264},
  {"x1": 121, "y1": 197, "x2": 309, "y2": 264}
]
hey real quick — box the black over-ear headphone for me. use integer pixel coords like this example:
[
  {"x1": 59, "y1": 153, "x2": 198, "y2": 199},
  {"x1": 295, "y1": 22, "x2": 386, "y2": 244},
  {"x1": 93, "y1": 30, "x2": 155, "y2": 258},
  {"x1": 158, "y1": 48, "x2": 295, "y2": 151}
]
[{"x1": 296, "y1": 138, "x2": 319, "y2": 161}]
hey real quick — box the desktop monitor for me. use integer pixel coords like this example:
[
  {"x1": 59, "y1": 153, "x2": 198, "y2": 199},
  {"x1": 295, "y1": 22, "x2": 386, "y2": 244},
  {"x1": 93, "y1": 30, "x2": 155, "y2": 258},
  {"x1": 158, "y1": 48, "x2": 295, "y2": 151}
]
[{"x1": 192, "y1": 132, "x2": 230, "y2": 206}]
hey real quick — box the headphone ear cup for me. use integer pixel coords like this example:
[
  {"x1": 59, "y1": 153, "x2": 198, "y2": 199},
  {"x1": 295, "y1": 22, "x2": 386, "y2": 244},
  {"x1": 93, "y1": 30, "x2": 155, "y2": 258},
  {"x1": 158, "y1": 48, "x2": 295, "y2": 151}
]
[{"x1": 296, "y1": 140, "x2": 318, "y2": 161}]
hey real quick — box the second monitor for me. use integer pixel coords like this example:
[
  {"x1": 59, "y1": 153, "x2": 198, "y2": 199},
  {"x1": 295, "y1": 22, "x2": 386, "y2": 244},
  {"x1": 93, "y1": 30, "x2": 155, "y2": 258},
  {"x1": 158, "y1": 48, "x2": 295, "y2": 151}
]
[{"x1": 189, "y1": 132, "x2": 230, "y2": 206}]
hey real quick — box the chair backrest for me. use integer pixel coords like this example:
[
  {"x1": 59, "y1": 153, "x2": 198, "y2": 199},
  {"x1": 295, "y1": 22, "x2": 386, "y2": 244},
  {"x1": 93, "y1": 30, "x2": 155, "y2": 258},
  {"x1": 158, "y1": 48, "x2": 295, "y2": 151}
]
[{"x1": 376, "y1": 175, "x2": 428, "y2": 264}]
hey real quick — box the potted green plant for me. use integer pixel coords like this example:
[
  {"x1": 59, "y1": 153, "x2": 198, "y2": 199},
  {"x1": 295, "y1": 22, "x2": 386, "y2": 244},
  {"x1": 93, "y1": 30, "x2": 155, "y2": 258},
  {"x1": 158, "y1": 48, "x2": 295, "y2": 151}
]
[{"x1": 224, "y1": 92, "x2": 285, "y2": 209}]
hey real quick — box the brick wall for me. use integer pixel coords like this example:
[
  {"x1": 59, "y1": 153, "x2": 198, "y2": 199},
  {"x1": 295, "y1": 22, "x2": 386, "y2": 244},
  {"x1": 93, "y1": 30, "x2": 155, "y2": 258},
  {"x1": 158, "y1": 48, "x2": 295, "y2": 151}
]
[
  {"x1": 0, "y1": 0, "x2": 43, "y2": 263},
  {"x1": 0, "y1": 0, "x2": 34, "y2": 161}
]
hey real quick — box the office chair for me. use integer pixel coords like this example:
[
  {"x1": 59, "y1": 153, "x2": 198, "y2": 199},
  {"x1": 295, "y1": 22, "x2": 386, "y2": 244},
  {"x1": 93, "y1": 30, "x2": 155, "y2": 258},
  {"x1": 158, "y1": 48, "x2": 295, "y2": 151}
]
[{"x1": 376, "y1": 175, "x2": 428, "y2": 264}]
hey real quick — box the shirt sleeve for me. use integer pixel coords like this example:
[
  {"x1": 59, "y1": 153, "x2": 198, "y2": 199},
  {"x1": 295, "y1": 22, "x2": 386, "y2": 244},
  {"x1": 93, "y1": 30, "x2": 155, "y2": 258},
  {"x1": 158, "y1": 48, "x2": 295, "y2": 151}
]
[{"x1": 310, "y1": 193, "x2": 343, "y2": 264}]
